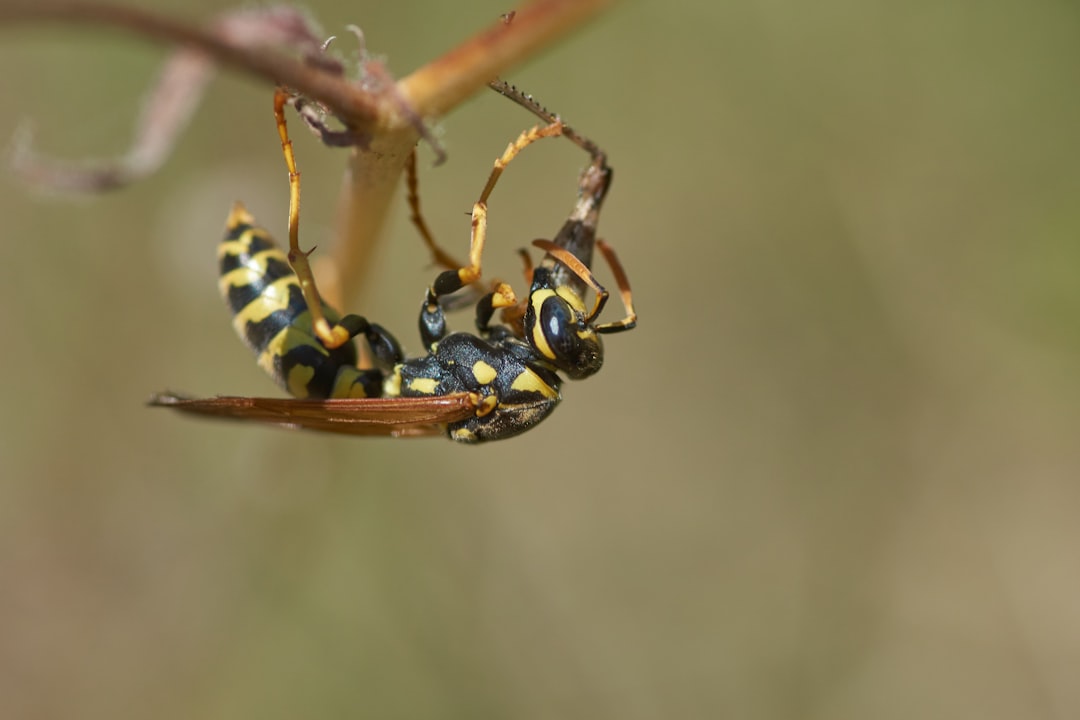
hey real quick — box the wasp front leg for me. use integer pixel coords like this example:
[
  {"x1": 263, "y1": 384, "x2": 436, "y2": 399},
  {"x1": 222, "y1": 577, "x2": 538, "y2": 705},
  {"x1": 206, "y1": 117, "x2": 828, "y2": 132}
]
[{"x1": 473, "y1": 283, "x2": 518, "y2": 335}]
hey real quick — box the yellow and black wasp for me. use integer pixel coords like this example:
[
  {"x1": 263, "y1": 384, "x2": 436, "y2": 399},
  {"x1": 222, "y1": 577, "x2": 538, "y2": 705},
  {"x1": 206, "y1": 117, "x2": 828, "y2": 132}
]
[{"x1": 152, "y1": 82, "x2": 636, "y2": 442}]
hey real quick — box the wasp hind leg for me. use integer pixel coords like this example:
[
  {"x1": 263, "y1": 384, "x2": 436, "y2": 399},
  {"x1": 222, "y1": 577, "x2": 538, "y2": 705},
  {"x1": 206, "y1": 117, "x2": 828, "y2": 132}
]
[{"x1": 273, "y1": 87, "x2": 355, "y2": 351}]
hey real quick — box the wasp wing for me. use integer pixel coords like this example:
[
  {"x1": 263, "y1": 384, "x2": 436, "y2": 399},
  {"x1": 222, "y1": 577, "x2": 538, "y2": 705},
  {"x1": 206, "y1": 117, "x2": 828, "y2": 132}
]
[{"x1": 149, "y1": 392, "x2": 477, "y2": 438}]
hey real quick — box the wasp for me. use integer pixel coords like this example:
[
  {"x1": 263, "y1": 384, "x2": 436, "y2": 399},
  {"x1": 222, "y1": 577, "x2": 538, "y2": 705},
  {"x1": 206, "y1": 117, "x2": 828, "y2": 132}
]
[{"x1": 152, "y1": 83, "x2": 636, "y2": 442}]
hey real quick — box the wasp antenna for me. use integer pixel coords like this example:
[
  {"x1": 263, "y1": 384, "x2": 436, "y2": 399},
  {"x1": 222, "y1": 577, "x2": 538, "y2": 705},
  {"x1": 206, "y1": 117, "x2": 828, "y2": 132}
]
[
  {"x1": 488, "y1": 79, "x2": 605, "y2": 163},
  {"x1": 531, "y1": 239, "x2": 610, "y2": 324}
]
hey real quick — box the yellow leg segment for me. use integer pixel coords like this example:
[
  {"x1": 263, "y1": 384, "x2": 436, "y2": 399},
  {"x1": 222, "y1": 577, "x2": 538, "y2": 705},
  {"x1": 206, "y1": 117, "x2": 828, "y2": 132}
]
[
  {"x1": 436, "y1": 122, "x2": 564, "y2": 301},
  {"x1": 273, "y1": 88, "x2": 352, "y2": 350}
]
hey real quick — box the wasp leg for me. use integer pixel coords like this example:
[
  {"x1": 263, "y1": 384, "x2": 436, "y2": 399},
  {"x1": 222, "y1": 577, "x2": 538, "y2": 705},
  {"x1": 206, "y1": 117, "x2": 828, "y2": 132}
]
[
  {"x1": 430, "y1": 122, "x2": 565, "y2": 303},
  {"x1": 273, "y1": 87, "x2": 354, "y2": 350},
  {"x1": 418, "y1": 289, "x2": 447, "y2": 350},
  {"x1": 489, "y1": 248, "x2": 533, "y2": 336},
  {"x1": 407, "y1": 147, "x2": 526, "y2": 322},
  {"x1": 406, "y1": 149, "x2": 464, "y2": 271},
  {"x1": 337, "y1": 314, "x2": 405, "y2": 368},
  {"x1": 418, "y1": 279, "x2": 516, "y2": 348},
  {"x1": 593, "y1": 239, "x2": 638, "y2": 333},
  {"x1": 408, "y1": 149, "x2": 505, "y2": 317},
  {"x1": 474, "y1": 282, "x2": 518, "y2": 334}
]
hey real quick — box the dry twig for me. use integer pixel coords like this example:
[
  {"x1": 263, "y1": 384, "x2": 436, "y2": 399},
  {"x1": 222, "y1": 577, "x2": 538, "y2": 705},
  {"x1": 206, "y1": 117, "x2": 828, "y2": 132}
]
[{"x1": 1, "y1": 0, "x2": 615, "y2": 302}]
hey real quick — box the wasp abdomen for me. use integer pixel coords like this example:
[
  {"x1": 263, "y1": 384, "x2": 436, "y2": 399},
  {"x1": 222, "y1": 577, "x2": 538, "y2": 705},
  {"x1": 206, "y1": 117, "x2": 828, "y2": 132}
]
[{"x1": 217, "y1": 203, "x2": 379, "y2": 399}]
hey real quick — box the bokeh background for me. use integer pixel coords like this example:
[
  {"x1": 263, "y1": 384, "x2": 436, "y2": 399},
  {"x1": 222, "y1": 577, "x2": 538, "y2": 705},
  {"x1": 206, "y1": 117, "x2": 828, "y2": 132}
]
[{"x1": 4, "y1": 1, "x2": 1080, "y2": 718}]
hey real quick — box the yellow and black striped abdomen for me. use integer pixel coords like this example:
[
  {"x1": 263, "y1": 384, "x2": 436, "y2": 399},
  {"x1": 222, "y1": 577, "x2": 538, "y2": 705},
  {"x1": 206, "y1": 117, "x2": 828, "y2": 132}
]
[{"x1": 218, "y1": 203, "x2": 375, "y2": 399}]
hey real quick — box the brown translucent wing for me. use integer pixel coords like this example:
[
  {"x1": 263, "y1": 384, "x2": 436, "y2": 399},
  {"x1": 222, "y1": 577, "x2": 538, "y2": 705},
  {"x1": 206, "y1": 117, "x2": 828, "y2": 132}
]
[{"x1": 149, "y1": 392, "x2": 477, "y2": 438}]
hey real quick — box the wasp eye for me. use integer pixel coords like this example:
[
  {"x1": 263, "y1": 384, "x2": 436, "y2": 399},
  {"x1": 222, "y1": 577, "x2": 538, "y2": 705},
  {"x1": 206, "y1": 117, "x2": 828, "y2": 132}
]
[
  {"x1": 538, "y1": 296, "x2": 603, "y2": 379},
  {"x1": 543, "y1": 299, "x2": 573, "y2": 345}
]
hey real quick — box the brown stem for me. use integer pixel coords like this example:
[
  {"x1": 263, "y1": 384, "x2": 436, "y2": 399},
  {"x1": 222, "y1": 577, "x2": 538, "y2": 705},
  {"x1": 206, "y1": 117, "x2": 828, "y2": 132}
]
[
  {"x1": 2, "y1": 0, "x2": 618, "y2": 304},
  {"x1": 400, "y1": 0, "x2": 616, "y2": 118},
  {"x1": 331, "y1": 0, "x2": 617, "y2": 306},
  {"x1": 2, "y1": 0, "x2": 616, "y2": 131},
  {"x1": 0, "y1": 1, "x2": 387, "y2": 129}
]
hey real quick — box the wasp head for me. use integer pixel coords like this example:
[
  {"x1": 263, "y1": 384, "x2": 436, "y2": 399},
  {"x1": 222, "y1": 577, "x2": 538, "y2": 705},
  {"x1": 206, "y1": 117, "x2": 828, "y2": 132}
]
[{"x1": 523, "y1": 267, "x2": 604, "y2": 379}]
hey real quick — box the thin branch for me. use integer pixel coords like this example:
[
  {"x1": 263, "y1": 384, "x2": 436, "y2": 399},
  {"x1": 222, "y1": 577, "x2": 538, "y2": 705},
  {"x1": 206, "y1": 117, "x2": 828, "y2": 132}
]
[
  {"x1": 12, "y1": 48, "x2": 214, "y2": 191},
  {"x1": 401, "y1": 0, "x2": 615, "y2": 118},
  {"x1": 1, "y1": 0, "x2": 616, "y2": 130},
  {"x1": 332, "y1": 0, "x2": 617, "y2": 306},
  {"x1": 2, "y1": 0, "x2": 618, "y2": 303},
  {"x1": 0, "y1": 2, "x2": 394, "y2": 129}
]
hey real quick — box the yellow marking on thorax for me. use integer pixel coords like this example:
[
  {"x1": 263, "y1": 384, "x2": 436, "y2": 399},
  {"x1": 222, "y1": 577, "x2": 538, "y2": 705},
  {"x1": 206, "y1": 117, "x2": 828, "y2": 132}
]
[
  {"x1": 471, "y1": 360, "x2": 498, "y2": 385},
  {"x1": 408, "y1": 377, "x2": 439, "y2": 395},
  {"x1": 384, "y1": 368, "x2": 403, "y2": 397},
  {"x1": 510, "y1": 367, "x2": 559, "y2": 399}
]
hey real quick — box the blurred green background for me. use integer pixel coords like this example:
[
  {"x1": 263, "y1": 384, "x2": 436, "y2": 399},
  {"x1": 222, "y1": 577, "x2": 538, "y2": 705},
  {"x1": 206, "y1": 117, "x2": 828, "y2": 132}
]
[{"x1": 4, "y1": 1, "x2": 1080, "y2": 718}]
